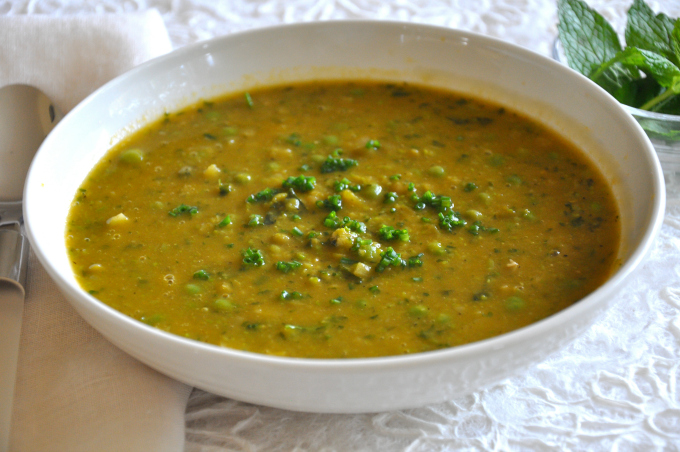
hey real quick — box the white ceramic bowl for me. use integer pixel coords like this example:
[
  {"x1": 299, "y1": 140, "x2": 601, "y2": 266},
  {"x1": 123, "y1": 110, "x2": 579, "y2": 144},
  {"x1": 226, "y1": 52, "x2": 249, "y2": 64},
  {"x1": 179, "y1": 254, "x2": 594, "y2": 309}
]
[{"x1": 24, "y1": 21, "x2": 665, "y2": 413}]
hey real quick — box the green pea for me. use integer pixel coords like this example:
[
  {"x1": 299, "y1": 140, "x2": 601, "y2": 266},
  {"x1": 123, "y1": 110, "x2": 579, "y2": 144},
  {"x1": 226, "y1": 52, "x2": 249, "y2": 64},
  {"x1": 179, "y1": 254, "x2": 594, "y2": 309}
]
[
  {"x1": 223, "y1": 126, "x2": 238, "y2": 136},
  {"x1": 428, "y1": 165, "x2": 446, "y2": 177},
  {"x1": 436, "y1": 313, "x2": 451, "y2": 324},
  {"x1": 522, "y1": 209, "x2": 536, "y2": 221},
  {"x1": 323, "y1": 135, "x2": 339, "y2": 145},
  {"x1": 234, "y1": 173, "x2": 251, "y2": 184},
  {"x1": 427, "y1": 241, "x2": 446, "y2": 255},
  {"x1": 363, "y1": 183, "x2": 382, "y2": 199},
  {"x1": 466, "y1": 209, "x2": 483, "y2": 219},
  {"x1": 505, "y1": 296, "x2": 525, "y2": 312},
  {"x1": 409, "y1": 305, "x2": 428, "y2": 318},
  {"x1": 185, "y1": 284, "x2": 202, "y2": 295},
  {"x1": 506, "y1": 174, "x2": 522, "y2": 185},
  {"x1": 119, "y1": 148, "x2": 144, "y2": 164},
  {"x1": 214, "y1": 298, "x2": 237, "y2": 312}
]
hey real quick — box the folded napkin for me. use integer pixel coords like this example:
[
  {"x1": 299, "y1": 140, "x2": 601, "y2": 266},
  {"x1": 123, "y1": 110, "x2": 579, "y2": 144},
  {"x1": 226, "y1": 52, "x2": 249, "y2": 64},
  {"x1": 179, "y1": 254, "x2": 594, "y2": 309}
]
[{"x1": 0, "y1": 12, "x2": 193, "y2": 452}]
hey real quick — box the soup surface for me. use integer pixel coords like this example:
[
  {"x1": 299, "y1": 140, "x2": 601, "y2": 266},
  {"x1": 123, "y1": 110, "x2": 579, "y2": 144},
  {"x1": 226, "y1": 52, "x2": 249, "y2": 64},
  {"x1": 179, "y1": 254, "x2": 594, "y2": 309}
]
[{"x1": 66, "y1": 81, "x2": 620, "y2": 358}]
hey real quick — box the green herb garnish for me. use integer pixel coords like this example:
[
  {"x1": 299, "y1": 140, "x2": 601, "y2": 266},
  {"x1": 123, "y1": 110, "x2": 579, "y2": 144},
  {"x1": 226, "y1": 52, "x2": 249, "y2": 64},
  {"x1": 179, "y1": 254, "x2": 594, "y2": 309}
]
[
  {"x1": 193, "y1": 269, "x2": 210, "y2": 280},
  {"x1": 218, "y1": 179, "x2": 233, "y2": 196},
  {"x1": 217, "y1": 215, "x2": 232, "y2": 228},
  {"x1": 365, "y1": 139, "x2": 381, "y2": 150},
  {"x1": 247, "y1": 214, "x2": 264, "y2": 226},
  {"x1": 316, "y1": 194, "x2": 342, "y2": 211},
  {"x1": 282, "y1": 175, "x2": 316, "y2": 192},
  {"x1": 407, "y1": 253, "x2": 424, "y2": 267},
  {"x1": 334, "y1": 178, "x2": 361, "y2": 192},
  {"x1": 276, "y1": 261, "x2": 302, "y2": 273},
  {"x1": 384, "y1": 192, "x2": 398, "y2": 204},
  {"x1": 468, "y1": 221, "x2": 500, "y2": 235},
  {"x1": 242, "y1": 248, "x2": 265, "y2": 267},
  {"x1": 169, "y1": 204, "x2": 198, "y2": 217},
  {"x1": 323, "y1": 211, "x2": 366, "y2": 232},
  {"x1": 320, "y1": 154, "x2": 358, "y2": 173},
  {"x1": 247, "y1": 187, "x2": 278, "y2": 203},
  {"x1": 376, "y1": 247, "x2": 406, "y2": 273},
  {"x1": 438, "y1": 211, "x2": 466, "y2": 231},
  {"x1": 378, "y1": 225, "x2": 410, "y2": 242},
  {"x1": 280, "y1": 290, "x2": 304, "y2": 300}
]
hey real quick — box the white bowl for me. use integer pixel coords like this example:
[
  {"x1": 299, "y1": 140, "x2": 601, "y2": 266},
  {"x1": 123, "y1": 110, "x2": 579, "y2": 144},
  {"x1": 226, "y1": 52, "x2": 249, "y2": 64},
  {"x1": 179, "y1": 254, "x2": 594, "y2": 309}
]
[{"x1": 24, "y1": 21, "x2": 665, "y2": 413}]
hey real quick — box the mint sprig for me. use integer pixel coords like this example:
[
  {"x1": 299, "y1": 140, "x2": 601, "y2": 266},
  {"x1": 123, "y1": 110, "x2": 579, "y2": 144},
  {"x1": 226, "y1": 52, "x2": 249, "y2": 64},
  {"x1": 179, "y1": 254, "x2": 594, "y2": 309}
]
[{"x1": 557, "y1": 0, "x2": 680, "y2": 118}]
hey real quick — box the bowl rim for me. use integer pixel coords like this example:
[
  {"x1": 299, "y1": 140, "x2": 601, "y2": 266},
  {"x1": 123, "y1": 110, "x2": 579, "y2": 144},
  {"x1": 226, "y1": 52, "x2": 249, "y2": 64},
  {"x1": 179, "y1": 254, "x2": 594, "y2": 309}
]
[{"x1": 26, "y1": 20, "x2": 667, "y2": 372}]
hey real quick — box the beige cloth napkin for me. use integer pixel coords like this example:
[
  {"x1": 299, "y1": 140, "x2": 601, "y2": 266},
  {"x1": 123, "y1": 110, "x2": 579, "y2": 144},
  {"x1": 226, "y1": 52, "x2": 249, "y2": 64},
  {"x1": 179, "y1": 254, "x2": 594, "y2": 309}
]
[{"x1": 0, "y1": 12, "x2": 193, "y2": 452}]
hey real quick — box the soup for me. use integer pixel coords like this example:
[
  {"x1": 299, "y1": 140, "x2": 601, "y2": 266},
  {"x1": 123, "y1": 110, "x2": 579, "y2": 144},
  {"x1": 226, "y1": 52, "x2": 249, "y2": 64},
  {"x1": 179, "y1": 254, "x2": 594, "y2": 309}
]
[{"x1": 66, "y1": 81, "x2": 620, "y2": 358}]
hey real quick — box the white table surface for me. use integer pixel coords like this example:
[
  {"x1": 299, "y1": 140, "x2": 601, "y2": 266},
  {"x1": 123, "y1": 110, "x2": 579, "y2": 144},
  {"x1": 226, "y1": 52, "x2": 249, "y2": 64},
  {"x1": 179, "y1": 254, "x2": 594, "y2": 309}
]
[{"x1": 4, "y1": 0, "x2": 680, "y2": 450}]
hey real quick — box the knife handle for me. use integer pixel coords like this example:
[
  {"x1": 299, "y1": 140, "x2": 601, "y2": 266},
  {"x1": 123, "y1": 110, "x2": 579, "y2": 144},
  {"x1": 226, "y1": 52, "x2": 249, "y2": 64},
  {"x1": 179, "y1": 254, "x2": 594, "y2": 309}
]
[{"x1": 0, "y1": 282, "x2": 24, "y2": 452}]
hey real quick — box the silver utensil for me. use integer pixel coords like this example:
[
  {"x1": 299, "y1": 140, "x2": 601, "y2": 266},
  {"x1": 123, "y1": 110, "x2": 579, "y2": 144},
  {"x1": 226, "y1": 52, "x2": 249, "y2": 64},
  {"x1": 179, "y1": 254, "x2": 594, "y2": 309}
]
[{"x1": 0, "y1": 84, "x2": 61, "y2": 451}]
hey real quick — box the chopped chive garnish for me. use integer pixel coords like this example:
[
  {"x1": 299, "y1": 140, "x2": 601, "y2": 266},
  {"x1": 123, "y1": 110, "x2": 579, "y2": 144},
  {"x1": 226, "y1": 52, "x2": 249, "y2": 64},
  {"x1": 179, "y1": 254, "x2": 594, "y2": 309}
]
[
  {"x1": 242, "y1": 248, "x2": 264, "y2": 267},
  {"x1": 407, "y1": 253, "x2": 424, "y2": 267},
  {"x1": 169, "y1": 204, "x2": 198, "y2": 217},
  {"x1": 280, "y1": 290, "x2": 303, "y2": 301},
  {"x1": 316, "y1": 194, "x2": 342, "y2": 211},
  {"x1": 217, "y1": 215, "x2": 232, "y2": 228},
  {"x1": 320, "y1": 154, "x2": 358, "y2": 173},
  {"x1": 218, "y1": 179, "x2": 233, "y2": 196},
  {"x1": 282, "y1": 175, "x2": 316, "y2": 192},
  {"x1": 384, "y1": 192, "x2": 398, "y2": 204},
  {"x1": 464, "y1": 182, "x2": 478, "y2": 192},
  {"x1": 247, "y1": 187, "x2": 278, "y2": 203},
  {"x1": 378, "y1": 225, "x2": 410, "y2": 242},
  {"x1": 334, "y1": 178, "x2": 361, "y2": 192},
  {"x1": 439, "y1": 211, "x2": 466, "y2": 231},
  {"x1": 276, "y1": 261, "x2": 302, "y2": 273},
  {"x1": 248, "y1": 214, "x2": 264, "y2": 226},
  {"x1": 365, "y1": 139, "x2": 381, "y2": 150},
  {"x1": 376, "y1": 247, "x2": 406, "y2": 273}
]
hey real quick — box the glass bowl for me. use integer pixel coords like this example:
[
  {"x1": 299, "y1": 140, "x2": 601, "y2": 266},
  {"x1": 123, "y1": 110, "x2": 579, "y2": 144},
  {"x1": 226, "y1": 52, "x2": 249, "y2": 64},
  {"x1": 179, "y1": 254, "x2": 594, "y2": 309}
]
[{"x1": 553, "y1": 38, "x2": 680, "y2": 171}]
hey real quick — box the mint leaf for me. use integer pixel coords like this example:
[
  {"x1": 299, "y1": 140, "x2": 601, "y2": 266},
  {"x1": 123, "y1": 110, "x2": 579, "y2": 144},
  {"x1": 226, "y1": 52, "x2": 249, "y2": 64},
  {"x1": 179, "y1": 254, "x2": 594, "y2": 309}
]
[
  {"x1": 625, "y1": 0, "x2": 679, "y2": 67},
  {"x1": 621, "y1": 77, "x2": 663, "y2": 109},
  {"x1": 557, "y1": 0, "x2": 637, "y2": 97},
  {"x1": 673, "y1": 20, "x2": 680, "y2": 66},
  {"x1": 595, "y1": 47, "x2": 680, "y2": 89}
]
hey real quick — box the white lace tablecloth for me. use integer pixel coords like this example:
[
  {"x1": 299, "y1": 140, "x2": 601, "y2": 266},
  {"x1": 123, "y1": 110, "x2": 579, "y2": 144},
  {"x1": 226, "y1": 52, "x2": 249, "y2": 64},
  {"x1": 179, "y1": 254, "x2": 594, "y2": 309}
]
[{"x1": 4, "y1": 1, "x2": 680, "y2": 450}]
